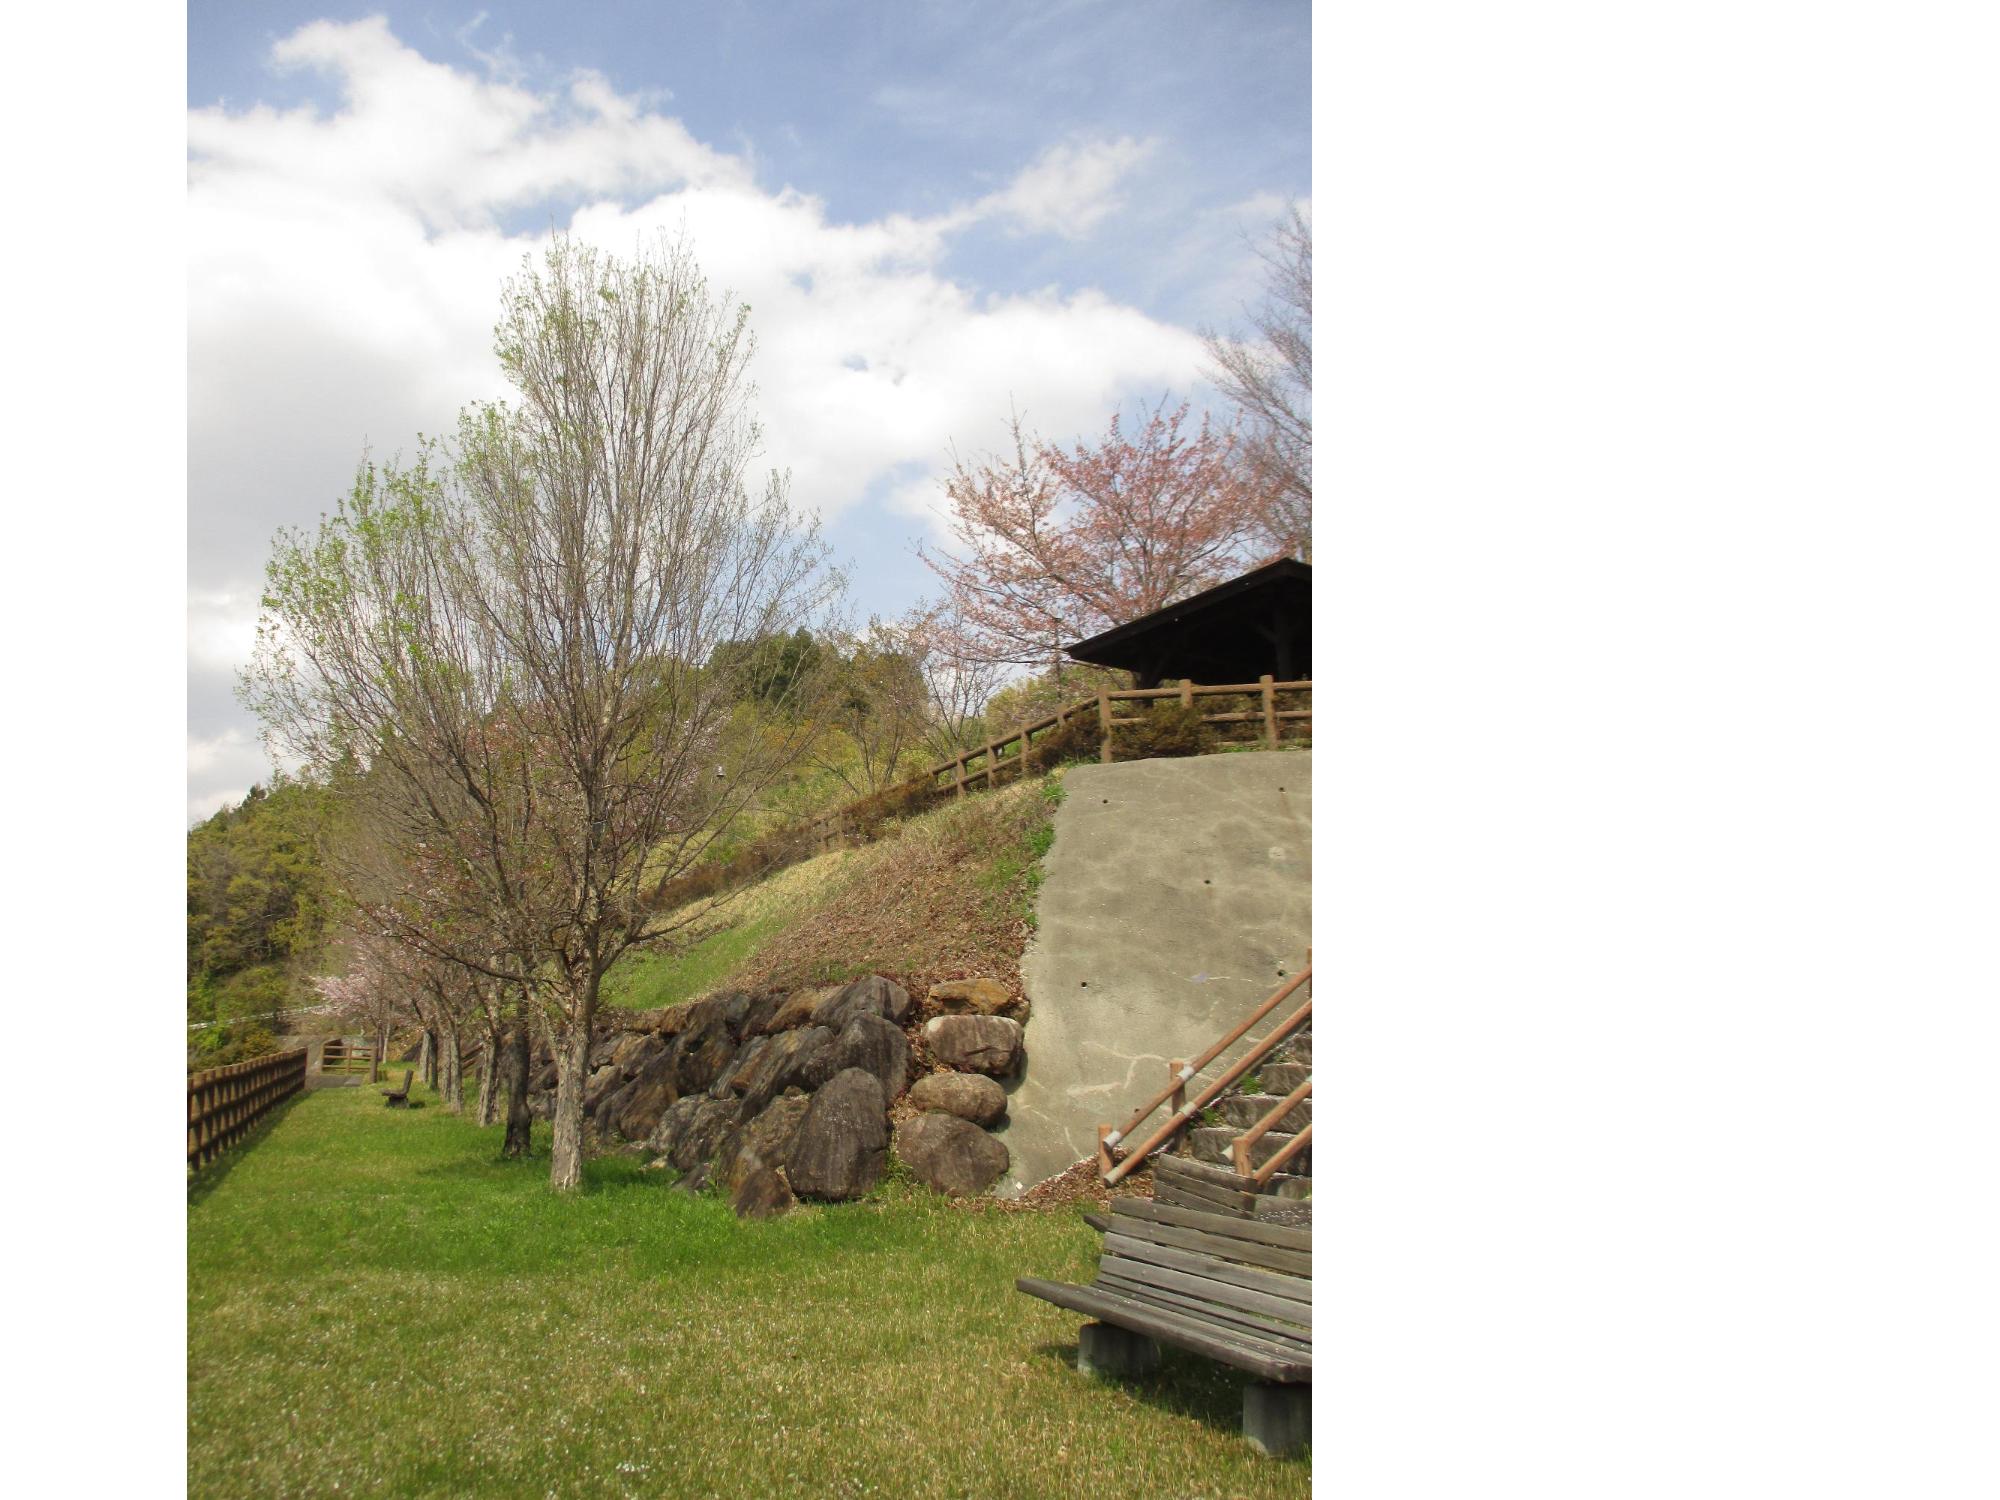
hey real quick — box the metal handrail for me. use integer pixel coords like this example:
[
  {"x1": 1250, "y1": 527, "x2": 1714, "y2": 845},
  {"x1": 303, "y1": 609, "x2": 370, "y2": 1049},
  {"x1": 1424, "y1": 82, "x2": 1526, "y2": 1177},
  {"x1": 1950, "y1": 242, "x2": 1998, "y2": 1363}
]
[
  {"x1": 1232, "y1": 1076, "x2": 1311, "y2": 1178},
  {"x1": 1102, "y1": 993, "x2": 1312, "y2": 1185}
]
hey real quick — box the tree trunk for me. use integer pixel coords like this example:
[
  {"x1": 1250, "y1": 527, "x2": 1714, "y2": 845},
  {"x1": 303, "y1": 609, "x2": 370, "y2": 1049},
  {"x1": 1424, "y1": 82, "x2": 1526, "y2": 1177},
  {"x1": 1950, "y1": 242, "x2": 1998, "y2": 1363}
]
[
  {"x1": 438, "y1": 1017, "x2": 463, "y2": 1113},
  {"x1": 419, "y1": 1029, "x2": 437, "y2": 1087},
  {"x1": 502, "y1": 1019, "x2": 534, "y2": 1158},
  {"x1": 548, "y1": 973, "x2": 600, "y2": 1191},
  {"x1": 475, "y1": 1021, "x2": 502, "y2": 1128}
]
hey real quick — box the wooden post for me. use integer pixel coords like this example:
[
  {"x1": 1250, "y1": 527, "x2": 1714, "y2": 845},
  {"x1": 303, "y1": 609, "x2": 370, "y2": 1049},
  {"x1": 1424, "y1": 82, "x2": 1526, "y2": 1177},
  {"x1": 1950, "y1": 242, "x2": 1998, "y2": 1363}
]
[
  {"x1": 1261, "y1": 674, "x2": 1278, "y2": 748},
  {"x1": 1097, "y1": 693, "x2": 1113, "y2": 763},
  {"x1": 1168, "y1": 1059, "x2": 1189, "y2": 1150},
  {"x1": 1180, "y1": 680, "x2": 1193, "y2": 709},
  {"x1": 1097, "y1": 1123, "x2": 1115, "y2": 1176},
  {"x1": 954, "y1": 749, "x2": 966, "y2": 799}
]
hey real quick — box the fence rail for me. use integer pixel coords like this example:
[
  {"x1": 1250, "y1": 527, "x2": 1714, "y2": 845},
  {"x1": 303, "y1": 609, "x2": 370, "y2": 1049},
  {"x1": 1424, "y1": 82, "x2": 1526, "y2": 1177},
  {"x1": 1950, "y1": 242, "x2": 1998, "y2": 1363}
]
[
  {"x1": 319, "y1": 1038, "x2": 377, "y2": 1075},
  {"x1": 715, "y1": 676, "x2": 1310, "y2": 882},
  {"x1": 922, "y1": 674, "x2": 1313, "y2": 804},
  {"x1": 188, "y1": 1048, "x2": 307, "y2": 1171}
]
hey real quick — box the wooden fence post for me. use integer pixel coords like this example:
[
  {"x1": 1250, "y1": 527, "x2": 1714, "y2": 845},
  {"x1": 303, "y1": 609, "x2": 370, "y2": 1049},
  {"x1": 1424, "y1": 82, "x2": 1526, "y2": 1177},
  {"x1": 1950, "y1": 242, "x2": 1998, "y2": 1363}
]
[
  {"x1": 1261, "y1": 674, "x2": 1279, "y2": 748},
  {"x1": 1098, "y1": 693, "x2": 1113, "y2": 763}
]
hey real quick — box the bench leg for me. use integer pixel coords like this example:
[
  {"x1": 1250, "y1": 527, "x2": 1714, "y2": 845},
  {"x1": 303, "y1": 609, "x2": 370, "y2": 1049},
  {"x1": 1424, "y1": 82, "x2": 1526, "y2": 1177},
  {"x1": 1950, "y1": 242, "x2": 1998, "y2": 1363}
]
[
  {"x1": 1243, "y1": 1381, "x2": 1311, "y2": 1457},
  {"x1": 1077, "y1": 1321, "x2": 1160, "y2": 1380}
]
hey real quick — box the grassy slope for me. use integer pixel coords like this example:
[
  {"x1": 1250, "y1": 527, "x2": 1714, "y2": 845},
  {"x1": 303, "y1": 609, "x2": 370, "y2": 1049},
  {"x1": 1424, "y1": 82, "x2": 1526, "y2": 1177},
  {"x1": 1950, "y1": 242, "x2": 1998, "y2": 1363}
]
[
  {"x1": 188, "y1": 1084, "x2": 1308, "y2": 1499},
  {"x1": 603, "y1": 775, "x2": 1060, "y2": 1014}
]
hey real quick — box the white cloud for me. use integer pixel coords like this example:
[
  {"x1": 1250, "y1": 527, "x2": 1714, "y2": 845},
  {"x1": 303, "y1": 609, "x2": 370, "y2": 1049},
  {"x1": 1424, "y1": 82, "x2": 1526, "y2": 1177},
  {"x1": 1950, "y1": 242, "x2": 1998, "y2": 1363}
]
[
  {"x1": 188, "y1": 19, "x2": 1208, "y2": 815},
  {"x1": 975, "y1": 136, "x2": 1159, "y2": 238}
]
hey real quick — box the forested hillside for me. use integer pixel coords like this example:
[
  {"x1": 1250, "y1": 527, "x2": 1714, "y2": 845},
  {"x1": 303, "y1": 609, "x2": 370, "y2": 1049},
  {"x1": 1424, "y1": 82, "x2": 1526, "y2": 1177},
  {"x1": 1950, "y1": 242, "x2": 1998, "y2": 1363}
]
[{"x1": 185, "y1": 780, "x2": 332, "y2": 1064}]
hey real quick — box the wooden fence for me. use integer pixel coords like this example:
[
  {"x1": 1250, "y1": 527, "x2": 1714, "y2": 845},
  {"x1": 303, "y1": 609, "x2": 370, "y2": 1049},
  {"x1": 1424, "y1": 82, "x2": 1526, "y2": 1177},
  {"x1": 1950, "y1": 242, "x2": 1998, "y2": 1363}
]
[
  {"x1": 187, "y1": 1048, "x2": 307, "y2": 1172},
  {"x1": 319, "y1": 1037, "x2": 376, "y2": 1075},
  {"x1": 926, "y1": 675, "x2": 1312, "y2": 799},
  {"x1": 728, "y1": 675, "x2": 1308, "y2": 877}
]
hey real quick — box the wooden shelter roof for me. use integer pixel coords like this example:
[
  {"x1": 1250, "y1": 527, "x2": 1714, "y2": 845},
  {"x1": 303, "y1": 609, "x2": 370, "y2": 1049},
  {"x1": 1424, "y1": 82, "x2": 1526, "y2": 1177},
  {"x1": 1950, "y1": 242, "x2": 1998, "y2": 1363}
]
[{"x1": 1066, "y1": 558, "x2": 1311, "y2": 688}]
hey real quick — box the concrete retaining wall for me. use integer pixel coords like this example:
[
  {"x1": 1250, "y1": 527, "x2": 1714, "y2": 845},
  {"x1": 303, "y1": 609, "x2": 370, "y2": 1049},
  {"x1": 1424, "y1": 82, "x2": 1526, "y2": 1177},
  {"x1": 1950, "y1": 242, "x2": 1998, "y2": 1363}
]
[{"x1": 996, "y1": 751, "x2": 1310, "y2": 1193}]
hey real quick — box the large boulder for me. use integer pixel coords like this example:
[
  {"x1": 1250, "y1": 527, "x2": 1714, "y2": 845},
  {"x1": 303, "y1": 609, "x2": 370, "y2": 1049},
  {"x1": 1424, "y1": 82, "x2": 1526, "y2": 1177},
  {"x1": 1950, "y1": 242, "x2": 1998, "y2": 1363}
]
[
  {"x1": 728, "y1": 1025, "x2": 835, "y2": 1115},
  {"x1": 670, "y1": 1015, "x2": 740, "y2": 1097},
  {"x1": 927, "y1": 978, "x2": 1012, "y2": 1016},
  {"x1": 738, "y1": 991, "x2": 785, "y2": 1041},
  {"x1": 649, "y1": 1094, "x2": 742, "y2": 1172},
  {"x1": 921, "y1": 1015, "x2": 1024, "y2": 1077},
  {"x1": 821, "y1": 1013, "x2": 910, "y2": 1102},
  {"x1": 760, "y1": 987, "x2": 833, "y2": 1035},
  {"x1": 731, "y1": 1159, "x2": 796, "y2": 1220},
  {"x1": 811, "y1": 975, "x2": 915, "y2": 1030},
  {"x1": 713, "y1": 1035, "x2": 769, "y2": 1099},
  {"x1": 608, "y1": 1047, "x2": 684, "y2": 1140},
  {"x1": 894, "y1": 1113, "x2": 1010, "y2": 1197},
  {"x1": 907, "y1": 1071, "x2": 1007, "y2": 1127},
  {"x1": 718, "y1": 1090, "x2": 812, "y2": 1192},
  {"x1": 608, "y1": 1030, "x2": 662, "y2": 1077},
  {"x1": 787, "y1": 1068, "x2": 888, "y2": 1201}
]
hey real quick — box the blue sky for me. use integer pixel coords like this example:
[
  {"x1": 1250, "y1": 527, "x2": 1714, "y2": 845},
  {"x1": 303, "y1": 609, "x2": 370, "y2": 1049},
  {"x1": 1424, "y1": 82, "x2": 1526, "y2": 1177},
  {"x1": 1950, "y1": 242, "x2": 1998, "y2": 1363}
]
[{"x1": 186, "y1": 1, "x2": 1310, "y2": 819}]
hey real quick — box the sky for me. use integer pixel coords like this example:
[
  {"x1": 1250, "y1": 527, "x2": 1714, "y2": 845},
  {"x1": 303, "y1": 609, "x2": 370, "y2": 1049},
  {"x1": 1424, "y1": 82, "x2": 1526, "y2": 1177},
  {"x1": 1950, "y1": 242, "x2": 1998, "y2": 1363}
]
[{"x1": 186, "y1": 0, "x2": 1311, "y2": 822}]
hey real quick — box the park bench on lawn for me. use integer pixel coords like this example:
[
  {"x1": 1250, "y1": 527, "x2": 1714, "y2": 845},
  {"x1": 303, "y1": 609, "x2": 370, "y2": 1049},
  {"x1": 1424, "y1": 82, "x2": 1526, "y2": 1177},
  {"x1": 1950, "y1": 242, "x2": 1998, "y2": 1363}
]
[
  {"x1": 381, "y1": 1070, "x2": 414, "y2": 1108},
  {"x1": 1017, "y1": 1193, "x2": 1312, "y2": 1456}
]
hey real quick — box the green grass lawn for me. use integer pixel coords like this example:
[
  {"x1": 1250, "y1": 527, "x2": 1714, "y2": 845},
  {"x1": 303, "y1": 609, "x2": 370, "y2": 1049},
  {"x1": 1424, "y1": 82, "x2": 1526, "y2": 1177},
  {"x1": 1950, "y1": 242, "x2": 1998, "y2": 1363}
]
[{"x1": 188, "y1": 1084, "x2": 1310, "y2": 1499}]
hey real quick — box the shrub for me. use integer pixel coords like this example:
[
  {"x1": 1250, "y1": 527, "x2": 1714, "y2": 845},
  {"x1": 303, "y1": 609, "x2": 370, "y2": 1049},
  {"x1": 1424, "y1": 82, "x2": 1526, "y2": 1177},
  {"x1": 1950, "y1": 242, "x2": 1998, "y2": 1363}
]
[{"x1": 1117, "y1": 702, "x2": 1214, "y2": 761}]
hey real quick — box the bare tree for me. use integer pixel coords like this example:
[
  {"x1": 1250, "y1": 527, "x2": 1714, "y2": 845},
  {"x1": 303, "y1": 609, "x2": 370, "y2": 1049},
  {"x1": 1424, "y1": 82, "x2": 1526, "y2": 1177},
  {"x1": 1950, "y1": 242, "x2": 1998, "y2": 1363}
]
[
  {"x1": 245, "y1": 234, "x2": 839, "y2": 1190},
  {"x1": 903, "y1": 601, "x2": 1007, "y2": 764},
  {"x1": 811, "y1": 618, "x2": 939, "y2": 796},
  {"x1": 1204, "y1": 203, "x2": 1311, "y2": 560}
]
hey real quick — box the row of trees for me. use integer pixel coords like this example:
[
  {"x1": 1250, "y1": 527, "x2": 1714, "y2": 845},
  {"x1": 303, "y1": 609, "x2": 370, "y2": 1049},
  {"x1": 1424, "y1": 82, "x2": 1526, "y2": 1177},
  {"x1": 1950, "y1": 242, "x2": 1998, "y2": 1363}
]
[{"x1": 246, "y1": 236, "x2": 841, "y2": 1189}]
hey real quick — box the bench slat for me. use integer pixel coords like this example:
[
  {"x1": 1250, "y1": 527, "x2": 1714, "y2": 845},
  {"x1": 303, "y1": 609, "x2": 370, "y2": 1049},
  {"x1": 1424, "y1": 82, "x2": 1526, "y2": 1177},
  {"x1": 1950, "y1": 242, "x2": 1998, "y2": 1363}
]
[
  {"x1": 1107, "y1": 1209, "x2": 1312, "y2": 1276},
  {"x1": 1095, "y1": 1266, "x2": 1313, "y2": 1350},
  {"x1": 1112, "y1": 1197, "x2": 1313, "y2": 1254},
  {"x1": 1102, "y1": 1232, "x2": 1312, "y2": 1306},
  {"x1": 1018, "y1": 1278, "x2": 1311, "y2": 1383},
  {"x1": 1098, "y1": 1252, "x2": 1313, "y2": 1328}
]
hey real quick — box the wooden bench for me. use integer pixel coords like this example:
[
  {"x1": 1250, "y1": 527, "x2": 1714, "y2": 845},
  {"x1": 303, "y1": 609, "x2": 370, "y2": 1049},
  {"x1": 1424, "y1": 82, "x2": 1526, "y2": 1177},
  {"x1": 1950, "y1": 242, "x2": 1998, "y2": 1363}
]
[
  {"x1": 380, "y1": 1069, "x2": 414, "y2": 1107},
  {"x1": 1018, "y1": 1194, "x2": 1311, "y2": 1455}
]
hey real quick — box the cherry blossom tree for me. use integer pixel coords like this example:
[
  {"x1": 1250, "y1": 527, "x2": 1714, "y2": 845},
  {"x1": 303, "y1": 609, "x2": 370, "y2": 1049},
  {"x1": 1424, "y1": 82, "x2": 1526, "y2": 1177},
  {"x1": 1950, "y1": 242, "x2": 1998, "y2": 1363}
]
[{"x1": 918, "y1": 398, "x2": 1272, "y2": 688}]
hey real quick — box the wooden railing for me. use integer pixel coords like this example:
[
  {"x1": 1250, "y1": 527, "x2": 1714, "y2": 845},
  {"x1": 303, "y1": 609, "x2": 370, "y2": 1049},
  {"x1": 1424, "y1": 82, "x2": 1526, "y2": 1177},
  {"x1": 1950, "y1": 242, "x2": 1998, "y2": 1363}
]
[
  {"x1": 1233, "y1": 1078, "x2": 1312, "y2": 1186},
  {"x1": 926, "y1": 675, "x2": 1312, "y2": 798},
  {"x1": 188, "y1": 1048, "x2": 307, "y2": 1171},
  {"x1": 319, "y1": 1038, "x2": 376, "y2": 1075},
  {"x1": 1096, "y1": 965, "x2": 1313, "y2": 1185},
  {"x1": 675, "y1": 675, "x2": 1311, "y2": 895}
]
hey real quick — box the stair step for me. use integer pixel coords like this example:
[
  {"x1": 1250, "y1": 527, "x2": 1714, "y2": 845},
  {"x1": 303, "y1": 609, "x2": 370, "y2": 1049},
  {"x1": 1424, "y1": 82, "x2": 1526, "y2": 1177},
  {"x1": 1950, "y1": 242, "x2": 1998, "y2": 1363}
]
[
  {"x1": 1254, "y1": 1194, "x2": 1311, "y2": 1228},
  {"x1": 1221, "y1": 1093, "x2": 1311, "y2": 1132},
  {"x1": 1269, "y1": 1032, "x2": 1311, "y2": 1067},
  {"x1": 1153, "y1": 1151, "x2": 1307, "y2": 1198},
  {"x1": 1258, "y1": 1061, "x2": 1309, "y2": 1094},
  {"x1": 1190, "y1": 1127, "x2": 1310, "y2": 1173}
]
